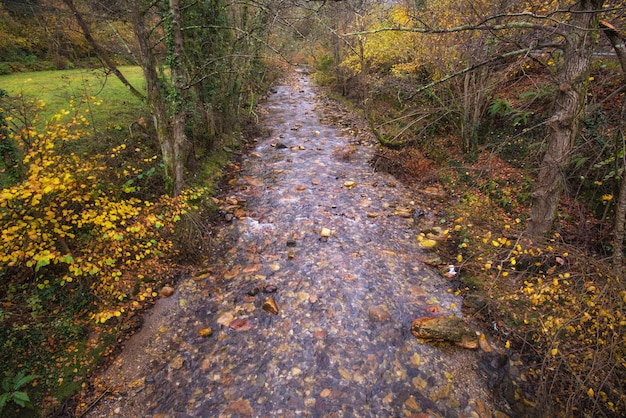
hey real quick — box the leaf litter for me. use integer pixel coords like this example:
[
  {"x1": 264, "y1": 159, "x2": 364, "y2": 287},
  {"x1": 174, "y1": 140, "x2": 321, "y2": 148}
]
[{"x1": 81, "y1": 70, "x2": 509, "y2": 417}]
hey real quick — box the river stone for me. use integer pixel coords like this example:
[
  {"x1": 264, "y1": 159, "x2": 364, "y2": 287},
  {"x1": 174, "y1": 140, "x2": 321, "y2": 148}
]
[
  {"x1": 411, "y1": 316, "x2": 479, "y2": 349},
  {"x1": 159, "y1": 286, "x2": 175, "y2": 297},
  {"x1": 197, "y1": 327, "x2": 213, "y2": 338},
  {"x1": 169, "y1": 355, "x2": 185, "y2": 370},
  {"x1": 262, "y1": 297, "x2": 279, "y2": 314},
  {"x1": 367, "y1": 305, "x2": 392, "y2": 322}
]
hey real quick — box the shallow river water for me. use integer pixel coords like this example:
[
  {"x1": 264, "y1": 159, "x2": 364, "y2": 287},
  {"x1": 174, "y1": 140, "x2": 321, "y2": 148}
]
[{"x1": 86, "y1": 71, "x2": 504, "y2": 417}]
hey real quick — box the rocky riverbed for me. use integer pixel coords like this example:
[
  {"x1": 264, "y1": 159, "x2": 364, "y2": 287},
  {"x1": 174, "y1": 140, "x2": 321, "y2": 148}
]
[{"x1": 82, "y1": 70, "x2": 510, "y2": 418}]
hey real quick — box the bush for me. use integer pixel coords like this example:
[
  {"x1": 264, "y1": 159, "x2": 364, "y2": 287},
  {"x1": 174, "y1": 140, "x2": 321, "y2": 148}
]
[{"x1": 0, "y1": 104, "x2": 206, "y2": 323}]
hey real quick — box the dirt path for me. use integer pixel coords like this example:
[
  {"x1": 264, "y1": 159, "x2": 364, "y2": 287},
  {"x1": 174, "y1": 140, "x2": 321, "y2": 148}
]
[{"x1": 83, "y1": 71, "x2": 504, "y2": 417}]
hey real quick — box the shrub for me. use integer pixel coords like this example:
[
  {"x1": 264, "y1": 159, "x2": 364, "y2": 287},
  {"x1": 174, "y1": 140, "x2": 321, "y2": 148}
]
[{"x1": 0, "y1": 103, "x2": 206, "y2": 324}]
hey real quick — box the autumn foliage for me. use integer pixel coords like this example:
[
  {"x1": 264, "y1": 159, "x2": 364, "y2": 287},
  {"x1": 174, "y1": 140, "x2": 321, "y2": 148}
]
[{"x1": 0, "y1": 102, "x2": 205, "y2": 323}]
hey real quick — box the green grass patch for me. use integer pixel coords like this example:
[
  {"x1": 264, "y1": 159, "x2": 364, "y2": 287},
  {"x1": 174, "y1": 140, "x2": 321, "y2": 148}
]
[{"x1": 0, "y1": 66, "x2": 146, "y2": 131}]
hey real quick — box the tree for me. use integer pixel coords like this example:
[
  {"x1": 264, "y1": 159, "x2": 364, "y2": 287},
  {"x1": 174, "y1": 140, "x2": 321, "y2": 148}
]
[
  {"x1": 337, "y1": 0, "x2": 623, "y2": 240},
  {"x1": 59, "y1": 0, "x2": 273, "y2": 195},
  {"x1": 525, "y1": 0, "x2": 606, "y2": 239}
]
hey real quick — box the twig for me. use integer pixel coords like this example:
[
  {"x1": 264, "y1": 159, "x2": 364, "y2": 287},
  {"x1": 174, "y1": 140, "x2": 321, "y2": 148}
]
[{"x1": 77, "y1": 387, "x2": 110, "y2": 418}]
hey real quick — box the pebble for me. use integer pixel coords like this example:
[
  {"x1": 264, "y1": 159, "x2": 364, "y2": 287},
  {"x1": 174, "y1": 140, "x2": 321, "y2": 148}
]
[
  {"x1": 262, "y1": 297, "x2": 279, "y2": 314},
  {"x1": 197, "y1": 327, "x2": 213, "y2": 337},
  {"x1": 159, "y1": 286, "x2": 175, "y2": 297}
]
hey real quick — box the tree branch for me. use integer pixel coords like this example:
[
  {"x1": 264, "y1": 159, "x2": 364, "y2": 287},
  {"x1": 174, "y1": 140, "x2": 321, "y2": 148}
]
[
  {"x1": 344, "y1": 21, "x2": 567, "y2": 38},
  {"x1": 61, "y1": 0, "x2": 145, "y2": 101},
  {"x1": 407, "y1": 48, "x2": 534, "y2": 100}
]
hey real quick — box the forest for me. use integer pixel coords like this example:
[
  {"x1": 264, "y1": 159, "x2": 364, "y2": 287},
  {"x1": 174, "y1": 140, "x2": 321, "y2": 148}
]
[{"x1": 0, "y1": 0, "x2": 625, "y2": 417}]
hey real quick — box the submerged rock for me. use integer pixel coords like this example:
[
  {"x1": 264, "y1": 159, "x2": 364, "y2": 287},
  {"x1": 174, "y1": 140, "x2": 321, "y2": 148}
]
[
  {"x1": 411, "y1": 316, "x2": 479, "y2": 349},
  {"x1": 367, "y1": 305, "x2": 392, "y2": 322},
  {"x1": 262, "y1": 297, "x2": 279, "y2": 314}
]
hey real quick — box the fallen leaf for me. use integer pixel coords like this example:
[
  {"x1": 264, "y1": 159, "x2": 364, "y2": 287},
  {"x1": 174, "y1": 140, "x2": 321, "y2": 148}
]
[
  {"x1": 224, "y1": 265, "x2": 242, "y2": 279},
  {"x1": 223, "y1": 399, "x2": 254, "y2": 417},
  {"x1": 242, "y1": 264, "x2": 260, "y2": 274},
  {"x1": 418, "y1": 239, "x2": 438, "y2": 249},
  {"x1": 338, "y1": 367, "x2": 352, "y2": 381},
  {"x1": 320, "y1": 227, "x2": 331, "y2": 238},
  {"x1": 170, "y1": 356, "x2": 185, "y2": 370}
]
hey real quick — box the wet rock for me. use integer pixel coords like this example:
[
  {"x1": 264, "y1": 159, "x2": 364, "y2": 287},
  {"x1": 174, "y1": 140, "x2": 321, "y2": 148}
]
[
  {"x1": 262, "y1": 297, "x2": 279, "y2": 314},
  {"x1": 223, "y1": 399, "x2": 254, "y2": 417},
  {"x1": 411, "y1": 316, "x2": 479, "y2": 349},
  {"x1": 159, "y1": 286, "x2": 175, "y2": 297},
  {"x1": 197, "y1": 327, "x2": 213, "y2": 338},
  {"x1": 286, "y1": 238, "x2": 297, "y2": 247},
  {"x1": 343, "y1": 180, "x2": 357, "y2": 189},
  {"x1": 263, "y1": 284, "x2": 278, "y2": 293},
  {"x1": 274, "y1": 142, "x2": 288, "y2": 149},
  {"x1": 367, "y1": 305, "x2": 392, "y2": 322},
  {"x1": 169, "y1": 355, "x2": 185, "y2": 370},
  {"x1": 228, "y1": 318, "x2": 252, "y2": 331},
  {"x1": 247, "y1": 286, "x2": 260, "y2": 296}
]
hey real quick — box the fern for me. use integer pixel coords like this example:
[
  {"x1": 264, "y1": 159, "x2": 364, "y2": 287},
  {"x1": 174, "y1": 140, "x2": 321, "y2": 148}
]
[
  {"x1": 488, "y1": 98, "x2": 513, "y2": 117},
  {"x1": 0, "y1": 372, "x2": 39, "y2": 413}
]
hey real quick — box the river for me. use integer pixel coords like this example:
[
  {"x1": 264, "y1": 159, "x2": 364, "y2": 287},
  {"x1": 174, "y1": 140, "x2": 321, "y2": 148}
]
[{"x1": 85, "y1": 70, "x2": 504, "y2": 418}]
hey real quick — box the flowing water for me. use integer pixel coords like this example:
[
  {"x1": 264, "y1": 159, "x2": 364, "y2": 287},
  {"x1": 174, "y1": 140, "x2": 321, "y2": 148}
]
[{"x1": 86, "y1": 71, "x2": 503, "y2": 417}]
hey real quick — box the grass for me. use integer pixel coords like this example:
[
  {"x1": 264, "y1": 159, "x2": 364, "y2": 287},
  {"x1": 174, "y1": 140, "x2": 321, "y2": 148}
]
[{"x1": 0, "y1": 66, "x2": 146, "y2": 131}]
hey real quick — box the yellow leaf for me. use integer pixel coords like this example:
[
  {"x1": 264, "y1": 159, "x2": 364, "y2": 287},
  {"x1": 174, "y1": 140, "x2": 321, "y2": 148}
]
[
  {"x1": 551, "y1": 348, "x2": 558, "y2": 356},
  {"x1": 587, "y1": 388, "x2": 594, "y2": 397}
]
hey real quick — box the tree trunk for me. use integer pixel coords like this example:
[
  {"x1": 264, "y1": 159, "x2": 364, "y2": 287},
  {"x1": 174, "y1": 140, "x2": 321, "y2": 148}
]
[
  {"x1": 525, "y1": 0, "x2": 603, "y2": 239},
  {"x1": 129, "y1": 2, "x2": 176, "y2": 194},
  {"x1": 169, "y1": 0, "x2": 188, "y2": 196},
  {"x1": 602, "y1": 21, "x2": 626, "y2": 271}
]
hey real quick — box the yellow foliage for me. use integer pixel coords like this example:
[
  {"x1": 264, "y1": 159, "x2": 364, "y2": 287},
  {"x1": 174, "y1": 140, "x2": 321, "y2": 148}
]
[{"x1": 0, "y1": 106, "x2": 206, "y2": 323}]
